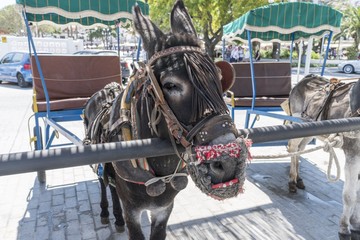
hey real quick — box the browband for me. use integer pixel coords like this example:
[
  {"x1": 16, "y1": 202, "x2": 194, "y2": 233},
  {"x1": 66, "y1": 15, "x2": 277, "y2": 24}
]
[{"x1": 147, "y1": 46, "x2": 204, "y2": 66}]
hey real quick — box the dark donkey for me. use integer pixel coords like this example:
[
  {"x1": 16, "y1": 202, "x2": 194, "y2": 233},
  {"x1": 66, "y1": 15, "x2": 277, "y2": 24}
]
[
  {"x1": 83, "y1": 1, "x2": 249, "y2": 239},
  {"x1": 287, "y1": 74, "x2": 360, "y2": 240}
]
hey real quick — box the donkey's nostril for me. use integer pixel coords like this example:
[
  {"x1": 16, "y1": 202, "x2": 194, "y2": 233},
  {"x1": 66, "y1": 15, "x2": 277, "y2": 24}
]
[
  {"x1": 211, "y1": 161, "x2": 224, "y2": 171},
  {"x1": 210, "y1": 161, "x2": 225, "y2": 182},
  {"x1": 208, "y1": 159, "x2": 237, "y2": 184}
]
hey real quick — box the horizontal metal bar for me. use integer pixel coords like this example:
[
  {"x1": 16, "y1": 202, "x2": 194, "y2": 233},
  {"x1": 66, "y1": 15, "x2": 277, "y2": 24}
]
[
  {"x1": 238, "y1": 117, "x2": 360, "y2": 143},
  {"x1": 0, "y1": 138, "x2": 177, "y2": 176},
  {"x1": 1, "y1": 117, "x2": 360, "y2": 177}
]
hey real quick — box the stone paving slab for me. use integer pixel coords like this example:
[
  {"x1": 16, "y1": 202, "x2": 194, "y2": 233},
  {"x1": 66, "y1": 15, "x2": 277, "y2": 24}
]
[{"x1": 0, "y1": 82, "x2": 345, "y2": 239}]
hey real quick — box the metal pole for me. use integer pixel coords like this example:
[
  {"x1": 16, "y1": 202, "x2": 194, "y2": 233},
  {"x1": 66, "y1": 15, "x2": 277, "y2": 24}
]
[
  {"x1": 290, "y1": 33, "x2": 294, "y2": 64},
  {"x1": 0, "y1": 138, "x2": 176, "y2": 177},
  {"x1": 222, "y1": 38, "x2": 225, "y2": 61},
  {"x1": 2, "y1": 118, "x2": 360, "y2": 177},
  {"x1": 116, "y1": 20, "x2": 120, "y2": 56},
  {"x1": 297, "y1": 41, "x2": 303, "y2": 83},
  {"x1": 304, "y1": 37, "x2": 313, "y2": 75},
  {"x1": 321, "y1": 31, "x2": 333, "y2": 76},
  {"x1": 245, "y1": 30, "x2": 256, "y2": 128},
  {"x1": 238, "y1": 118, "x2": 360, "y2": 143},
  {"x1": 22, "y1": 10, "x2": 50, "y2": 116},
  {"x1": 247, "y1": 30, "x2": 256, "y2": 111}
]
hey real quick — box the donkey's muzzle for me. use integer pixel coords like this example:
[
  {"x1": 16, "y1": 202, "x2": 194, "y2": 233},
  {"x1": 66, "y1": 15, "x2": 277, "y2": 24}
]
[{"x1": 185, "y1": 137, "x2": 250, "y2": 200}]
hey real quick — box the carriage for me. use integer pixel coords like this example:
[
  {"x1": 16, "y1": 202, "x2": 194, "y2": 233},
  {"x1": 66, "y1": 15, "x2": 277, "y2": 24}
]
[
  {"x1": 222, "y1": 1, "x2": 342, "y2": 130},
  {"x1": 16, "y1": 0, "x2": 149, "y2": 183}
]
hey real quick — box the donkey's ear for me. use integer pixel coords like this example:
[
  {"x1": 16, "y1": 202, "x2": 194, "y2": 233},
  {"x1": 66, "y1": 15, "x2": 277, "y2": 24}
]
[
  {"x1": 170, "y1": 0, "x2": 197, "y2": 37},
  {"x1": 133, "y1": 5, "x2": 165, "y2": 57}
]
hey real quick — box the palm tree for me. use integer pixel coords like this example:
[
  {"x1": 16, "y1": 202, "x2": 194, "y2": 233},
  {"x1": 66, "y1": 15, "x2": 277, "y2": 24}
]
[{"x1": 340, "y1": 6, "x2": 360, "y2": 49}]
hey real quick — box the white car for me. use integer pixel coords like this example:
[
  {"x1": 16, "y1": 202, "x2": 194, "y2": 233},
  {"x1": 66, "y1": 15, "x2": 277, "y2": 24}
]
[{"x1": 338, "y1": 59, "x2": 360, "y2": 74}]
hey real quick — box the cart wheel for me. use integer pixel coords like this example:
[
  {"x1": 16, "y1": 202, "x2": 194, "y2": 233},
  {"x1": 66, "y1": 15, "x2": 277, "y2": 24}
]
[{"x1": 33, "y1": 127, "x2": 46, "y2": 184}]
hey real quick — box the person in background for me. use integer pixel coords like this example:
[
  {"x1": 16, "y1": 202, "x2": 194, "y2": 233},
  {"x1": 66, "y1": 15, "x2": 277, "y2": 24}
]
[
  {"x1": 275, "y1": 48, "x2": 280, "y2": 61},
  {"x1": 255, "y1": 49, "x2": 261, "y2": 61},
  {"x1": 225, "y1": 44, "x2": 232, "y2": 62},
  {"x1": 243, "y1": 49, "x2": 250, "y2": 62},
  {"x1": 230, "y1": 46, "x2": 239, "y2": 62},
  {"x1": 238, "y1": 47, "x2": 244, "y2": 62}
]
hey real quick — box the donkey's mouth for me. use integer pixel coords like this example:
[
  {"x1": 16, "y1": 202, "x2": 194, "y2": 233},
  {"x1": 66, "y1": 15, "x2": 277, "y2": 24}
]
[{"x1": 185, "y1": 137, "x2": 251, "y2": 200}]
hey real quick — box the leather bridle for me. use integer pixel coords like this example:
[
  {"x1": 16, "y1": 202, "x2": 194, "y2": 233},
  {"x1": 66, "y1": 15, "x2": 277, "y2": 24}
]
[{"x1": 144, "y1": 46, "x2": 231, "y2": 148}]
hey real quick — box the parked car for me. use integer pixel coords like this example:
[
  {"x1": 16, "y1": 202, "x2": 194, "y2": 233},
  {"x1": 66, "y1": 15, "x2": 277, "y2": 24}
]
[
  {"x1": 0, "y1": 51, "x2": 33, "y2": 88},
  {"x1": 338, "y1": 56, "x2": 360, "y2": 74},
  {"x1": 73, "y1": 50, "x2": 131, "y2": 83}
]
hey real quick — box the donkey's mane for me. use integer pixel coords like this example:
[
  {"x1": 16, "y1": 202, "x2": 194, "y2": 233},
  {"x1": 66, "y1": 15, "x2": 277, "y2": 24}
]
[{"x1": 150, "y1": 33, "x2": 228, "y2": 123}]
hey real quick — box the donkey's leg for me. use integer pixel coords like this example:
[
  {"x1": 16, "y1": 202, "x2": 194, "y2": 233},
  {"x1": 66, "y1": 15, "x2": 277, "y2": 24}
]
[
  {"x1": 348, "y1": 153, "x2": 360, "y2": 240},
  {"x1": 339, "y1": 152, "x2": 360, "y2": 237},
  {"x1": 123, "y1": 207, "x2": 144, "y2": 240},
  {"x1": 149, "y1": 202, "x2": 174, "y2": 240},
  {"x1": 99, "y1": 178, "x2": 110, "y2": 224},
  {"x1": 288, "y1": 138, "x2": 301, "y2": 193},
  {"x1": 109, "y1": 184, "x2": 125, "y2": 232},
  {"x1": 351, "y1": 180, "x2": 360, "y2": 240},
  {"x1": 288, "y1": 138, "x2": 311, "y2": 193}
]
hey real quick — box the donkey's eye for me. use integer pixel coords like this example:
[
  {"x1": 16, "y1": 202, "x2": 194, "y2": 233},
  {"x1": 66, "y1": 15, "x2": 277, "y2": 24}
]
[{"x1": 163, "y1": 82, "x2": 178, "y2": 91}]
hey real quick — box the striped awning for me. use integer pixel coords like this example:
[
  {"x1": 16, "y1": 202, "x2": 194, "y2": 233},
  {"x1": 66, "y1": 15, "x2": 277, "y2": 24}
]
[
  {"x1": 15, "y1": 0, "x2": 149, "y2": 28},
  {"x1": 223, "y1": 2, "x2": 342, "y2": 43}
]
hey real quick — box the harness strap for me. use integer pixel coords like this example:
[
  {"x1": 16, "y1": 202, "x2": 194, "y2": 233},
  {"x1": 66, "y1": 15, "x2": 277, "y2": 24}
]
[
  {"x1": 185, "y1": 114, "x2": 216, "y2": 143},
  {"x1": 148, "y1": 46, "x2": 204, "y2": 66},
  {"x1": 109, "y1": 109, "x2": 131, "y2": 134},
  {"x1": 149, "y1": 103, "x2": 162, "y2": 137},
  {"x1": 315, "y1": 87, "x2": 337, "y2": 120},
  {"x1": 144, "y1": 173, "x2": 188, "y2": 186},
  {"x1": 120, "y1": 63, "x2": 148, "y2": 168},
  {"x1": 146, "y1": 66, "x2": 191, "y2": 147}
]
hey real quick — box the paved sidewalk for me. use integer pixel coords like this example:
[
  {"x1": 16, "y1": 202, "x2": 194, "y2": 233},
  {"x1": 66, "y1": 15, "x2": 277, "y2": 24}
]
[{"x1": 0, "y1": 82, "x2": 345, "y2": 239}]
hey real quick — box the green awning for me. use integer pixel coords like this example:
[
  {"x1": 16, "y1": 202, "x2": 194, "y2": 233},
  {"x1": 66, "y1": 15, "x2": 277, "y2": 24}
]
[
  {"x1": 223, "y1": 2, "x2": 342, "y2": 43},
  {"x1": 15, "y1": 0, "x2": 149, "y2": 28}
]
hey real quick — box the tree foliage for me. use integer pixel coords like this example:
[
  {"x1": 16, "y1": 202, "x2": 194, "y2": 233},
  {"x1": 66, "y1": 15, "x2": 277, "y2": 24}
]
[
  {"x1": 339, "y1": 6, "x2": 360, "y2": 49},
  {"x1": 147, "y1": 0, "x2": 268, "y2": 58},
  {"x1": 0, "y1": 5, "x2": 23, "y2": 35},
  {"x1": 327, "y1": 1, "x2": 360, "y2": 50}
]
